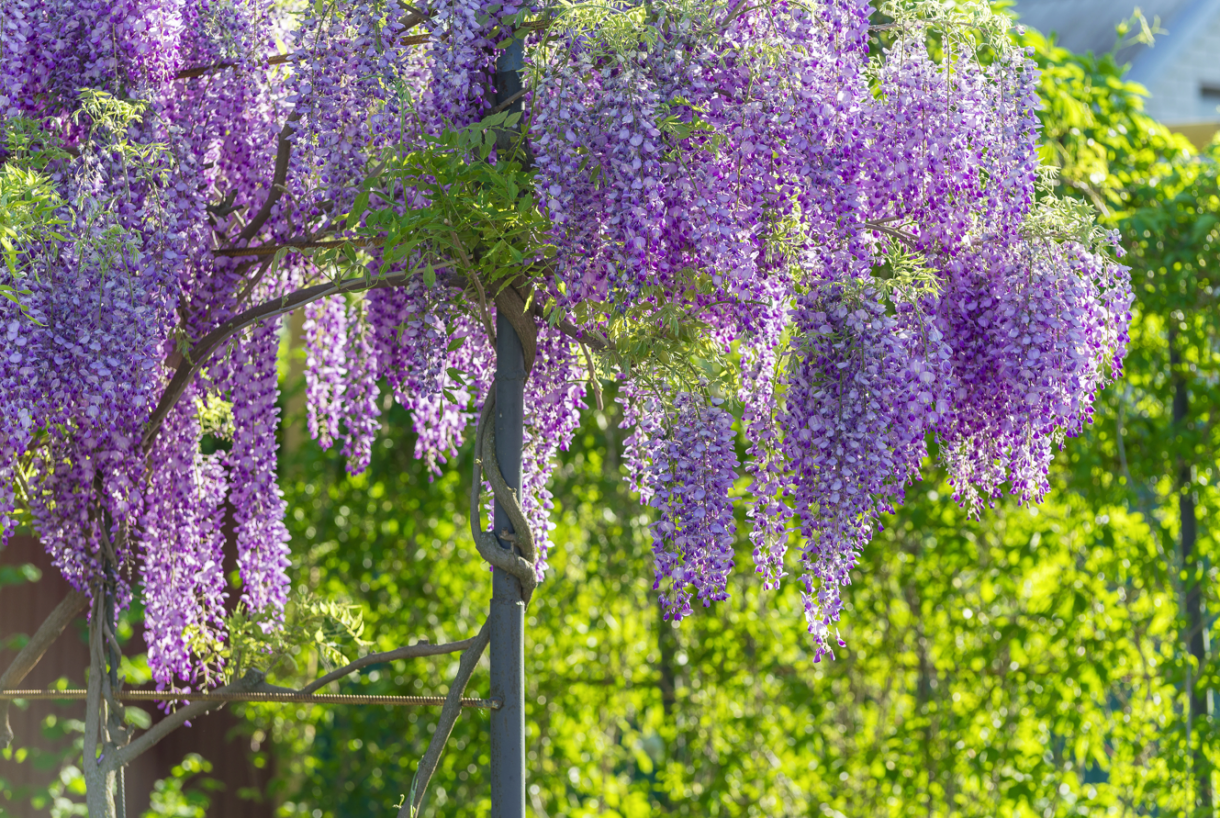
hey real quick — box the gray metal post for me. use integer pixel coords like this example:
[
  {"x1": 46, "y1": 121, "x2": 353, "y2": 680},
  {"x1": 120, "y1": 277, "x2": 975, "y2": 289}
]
[{"x1": 490, "y1": 38, "x2": 527, "y2": 818}]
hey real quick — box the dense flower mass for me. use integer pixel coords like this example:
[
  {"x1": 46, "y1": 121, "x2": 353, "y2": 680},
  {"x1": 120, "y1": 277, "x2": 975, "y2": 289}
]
[
  {"x1": 1, "y1": 0, "x2": 1130, "y2": 680},
  {"x1": 780, "y1": 287, "x2": 947, "y2": 652},
  {"x1": 626, "y1": 389, "x2": 740, "y2": 620}
]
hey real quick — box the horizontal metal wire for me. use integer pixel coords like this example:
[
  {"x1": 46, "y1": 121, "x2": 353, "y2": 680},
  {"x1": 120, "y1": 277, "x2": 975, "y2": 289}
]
[{"x1": 0, "y1": 689, "x2": 500, "y2": 709}]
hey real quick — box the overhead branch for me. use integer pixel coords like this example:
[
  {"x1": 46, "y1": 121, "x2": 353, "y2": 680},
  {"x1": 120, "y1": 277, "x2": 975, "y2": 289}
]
[
  {"x1": 298, "y1": 636, "x2": 480, "y2": 695},
  {"x1": 173, "y1": 14, "x2": 549, "y2": 82},
  {"x1": 213, "y1": 236, "x2": 372, "y2": 258},
  {"x1": 150, "y1": 254, "x2": 607, "y2": 456},
  {"x1": 486, "y1": 88, "x2": 527, "y2": 116},
  {"x1": 232, "y1": 109, "x2": 303, "y2": 246},
  {"x1": 175, "y1": 52, "x2": 292, "y2": 80},
  {"x1": 107, "y1": 670, "x2": 270, "y2": 769},
  {"x1": 0, "y1": 590, "x2": 88, "y2": 749},
  {"x1": 142, "y1": 268, "x2": 437, "y2": 453},
  {"x1": 864, "y1": 220, "x2": 922, "y2": 248},
  {"x1": 175, "y1": 3, "x2": 433, "y2": 80},
  {"x1": 400, "y1": 620, "x2": 491, "y2": 818}
]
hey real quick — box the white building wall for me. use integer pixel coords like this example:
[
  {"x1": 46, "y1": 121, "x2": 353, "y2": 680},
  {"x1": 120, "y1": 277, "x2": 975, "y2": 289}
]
[{"x1": 1142, "y1": 11, "x2": 1220, "y2": 123}]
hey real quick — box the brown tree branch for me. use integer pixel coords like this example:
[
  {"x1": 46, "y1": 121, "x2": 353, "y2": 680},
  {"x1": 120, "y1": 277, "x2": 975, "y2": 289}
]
[
  {"x1": 486, "y1": 88, "x2": 527, "y2": 116},
  {"x1": 104, "y1": 633, "x2": 491, "y2": 769},
  {"x1": 0, "y1": 590, "x2": 88, "y2": 749},
  {"x1": 141, "y1": 269, "x2": 424, "y2": 453},
  {"x1": 864, "y1": 220, "x2": 922, "y2": 248},
  {"x1": 106, "y1": 671, "x2": 269, "y2": 770},
  {"x1": 174, "y1": 52, "x2": 290, "y2": 80},
  {"x1": 232, "y1": 109, "x2": 303, "y2": 246},
  {"x1": 298, "y1": 636, "x2": 481, "y2": 695},
  {"x1": 400, "y1": 620, "x2": 491, "y2": 818},
  {"x1": 171, "y1": 12, "x2": 550, "y2": 82},
  {"x1": 142, "y1": 262, "x2": 611, "y2": 455},
  {"x1": 213, "y1": 236, "x2": 370, "y2": 258}
]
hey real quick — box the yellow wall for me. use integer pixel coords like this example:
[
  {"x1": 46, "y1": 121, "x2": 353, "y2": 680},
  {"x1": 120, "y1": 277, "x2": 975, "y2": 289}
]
[{"x1": 1167, "y1": 121, "x2": 1220, "y2": 150}]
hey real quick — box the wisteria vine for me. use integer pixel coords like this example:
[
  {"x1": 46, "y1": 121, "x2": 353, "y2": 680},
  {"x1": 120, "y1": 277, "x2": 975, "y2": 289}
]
[{"x1": 0, "y1": 0, "x2": 1130, "y2": 704}]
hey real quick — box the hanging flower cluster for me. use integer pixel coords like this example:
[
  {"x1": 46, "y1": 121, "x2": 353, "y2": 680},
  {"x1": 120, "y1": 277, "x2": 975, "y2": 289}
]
[
  {"x1": 1, "y1": 0, "x2": 1130, "y2": 684},
  {"x1": 625, "y1": 388, "x2": 740, "y2": 620}
]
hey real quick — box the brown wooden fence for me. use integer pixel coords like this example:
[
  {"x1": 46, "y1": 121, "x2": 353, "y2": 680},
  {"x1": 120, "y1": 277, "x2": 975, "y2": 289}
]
[{"x1": 0, "y1": 535, "x2": 275, "y2": 818}]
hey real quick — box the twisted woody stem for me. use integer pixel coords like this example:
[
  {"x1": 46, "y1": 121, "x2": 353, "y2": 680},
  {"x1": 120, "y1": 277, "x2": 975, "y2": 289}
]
[{"x1": 470, "y1": 385, "x2": 538, "y2": 602}]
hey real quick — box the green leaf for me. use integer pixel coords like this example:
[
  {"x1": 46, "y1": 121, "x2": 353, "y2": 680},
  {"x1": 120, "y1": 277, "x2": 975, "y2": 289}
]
[{"x1": 347, "y1": 191, "x2": 371, "y2": 229}]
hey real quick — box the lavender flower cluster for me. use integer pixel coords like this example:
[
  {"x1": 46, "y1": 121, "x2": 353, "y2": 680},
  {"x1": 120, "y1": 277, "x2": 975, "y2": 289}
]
[
  {"x1": 0, "y1": 0, "x2": 1131, "y2": 680},
  {"x1": 532, "y1": 0, "x2": 1129, "y2": 658},
  {"x1": 626, "y1": 390, "x2": 740, "y2": 620}
]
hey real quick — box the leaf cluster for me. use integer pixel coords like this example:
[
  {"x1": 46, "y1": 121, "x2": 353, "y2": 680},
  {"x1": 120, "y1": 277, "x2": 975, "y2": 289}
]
[
  {"x1": 332, "y1": 110, "x2": 551, "y2": 305},
  {"x1": 0, "y1": 119, "x2": 69, "y2": 311},
  {"x1": 193, "y1": 393, "x2": 236, "y2": 441},
  {"x1": 202, "y1": 592, "x2": 371, "y2": 686}
]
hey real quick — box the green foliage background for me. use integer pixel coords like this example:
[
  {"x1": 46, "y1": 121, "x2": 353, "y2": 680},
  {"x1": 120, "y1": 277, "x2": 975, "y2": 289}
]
[
  {"x1": 237, "y1": 21, "x2": 1218, "y2": 818},
  {"x1": 2, "y1": 7, "x2": 1216, "y2": 818}
]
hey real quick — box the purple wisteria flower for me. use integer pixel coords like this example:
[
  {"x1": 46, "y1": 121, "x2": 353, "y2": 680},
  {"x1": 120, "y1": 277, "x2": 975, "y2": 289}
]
[{"x1": 0, "y1": 0, "x2": 1132, "y2": 683}]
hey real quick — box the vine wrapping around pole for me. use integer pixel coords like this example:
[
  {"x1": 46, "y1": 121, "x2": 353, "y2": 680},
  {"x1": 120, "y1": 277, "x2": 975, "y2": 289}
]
[{"x1": 487, "y1": 37, "x2": 531, "y2": 818}]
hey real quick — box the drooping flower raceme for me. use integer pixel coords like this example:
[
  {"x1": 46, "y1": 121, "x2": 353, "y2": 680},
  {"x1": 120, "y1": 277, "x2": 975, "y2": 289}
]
[
  {"x1": 303, "y1": 295, "x2": 349, "y2": 450},
  {"x1": 141, "y1": 388, "x2": 229, "y2": 689},
  {"x1": 779, "y1": 286, "x2": 949, "y2": 654},
  {"x1": 627, "y1": 390, "x2": 740, "y2": 621},
  {"x1": 0, "y1": 0, "x2": 1131, "y2": 681}
]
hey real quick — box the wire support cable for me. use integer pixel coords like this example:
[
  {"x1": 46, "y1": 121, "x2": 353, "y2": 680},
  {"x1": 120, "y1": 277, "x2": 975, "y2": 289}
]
[{"x1": 0, "y1": 689, "x2": 501, "y2": 709}]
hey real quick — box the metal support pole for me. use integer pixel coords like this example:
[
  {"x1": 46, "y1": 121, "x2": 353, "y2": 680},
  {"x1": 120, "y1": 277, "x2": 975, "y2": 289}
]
[{"x1": 490, "y1": 37, "x2": 527, "y2": 818}]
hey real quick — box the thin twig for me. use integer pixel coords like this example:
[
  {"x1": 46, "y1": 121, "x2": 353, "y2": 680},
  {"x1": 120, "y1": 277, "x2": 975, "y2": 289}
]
[
  {"x1": 400, "y1": 620, "x2": 491, "y2": 818},
  {"x1": 299, "y1": 637, "x2": 480, "y2": 694}
]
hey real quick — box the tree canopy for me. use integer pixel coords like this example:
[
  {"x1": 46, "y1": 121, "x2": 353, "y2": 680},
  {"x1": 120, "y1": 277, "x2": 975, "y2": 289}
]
[{"x1": 0, "y1": 0, "x2": 1143, "y2": 814}]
